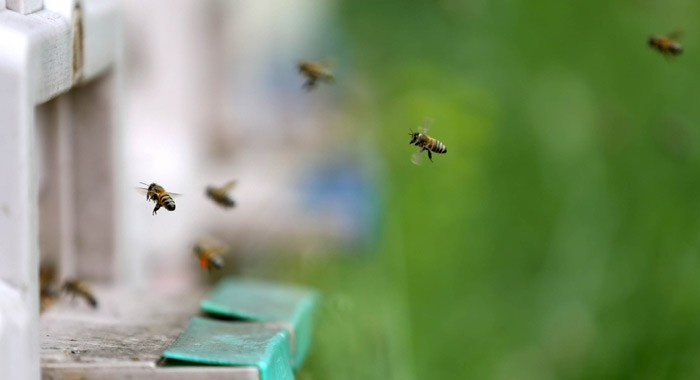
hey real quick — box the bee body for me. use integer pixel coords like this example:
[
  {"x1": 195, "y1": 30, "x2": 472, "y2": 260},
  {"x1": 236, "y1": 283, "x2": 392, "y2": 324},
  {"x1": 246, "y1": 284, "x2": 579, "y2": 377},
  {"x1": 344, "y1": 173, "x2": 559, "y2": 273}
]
[
  {"x1": 63, "y1": 280, "x2": 98, "y2": 308},
  {"x1": 298, "y1": 61, "x2": 334, "y2": 90},
  {"x1": 206, "y1": 181, "x2": 237, "y2": 208},
  {"x1": 409, "y1": 130, "x2": 447, "y2": 163},
  {"x1": 40, "y1": 265, "x2": 59, "y2": 313},
  {"x1": 649, "y1": 33, "x2": 683, "y2": 56},
  {"x1": 194, "y1": 242, "x2": 226, "y2": 272},
  {"x1": 140, "y1": 182, "x2": 177, "y2": 215}
]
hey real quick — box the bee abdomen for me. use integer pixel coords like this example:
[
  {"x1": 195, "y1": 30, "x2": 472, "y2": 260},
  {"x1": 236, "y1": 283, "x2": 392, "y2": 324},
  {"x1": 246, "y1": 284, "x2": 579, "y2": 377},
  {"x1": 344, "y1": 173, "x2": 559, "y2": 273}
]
[
  {"x1": 210, "y1": 256, "x2": 225, "y2": 269},
  {"x1": 431, "y1": 140, "x2": 447, "y2": 154},
  {"x1": 220, "y1": 197, "x2": 235, "y2": 208},
  {"x1": 84, "y1": 292, "x2": 98, "y2": 308},
  {"x1": 670, "y1": 44, "x2": 683, "y2": 55},
  {"x1": 207, "y1": 189, "x2": 235, "y2": 208},
  {"x1": 160, "y1": 195, "x2": 176, "y2": 211}
]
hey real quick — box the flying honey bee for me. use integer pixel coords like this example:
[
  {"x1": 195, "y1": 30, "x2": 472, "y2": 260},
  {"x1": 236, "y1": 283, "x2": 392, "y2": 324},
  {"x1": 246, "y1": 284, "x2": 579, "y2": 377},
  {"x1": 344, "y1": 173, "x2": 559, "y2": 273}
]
[
  {"x1": 62, "y1": 279, "x2": 98, "y2": 308},
  {"x1": 409, "y1": 119, "x2": 447, "y2": 164},
  {"x1": 298, "y1": 60, "x2": 334, "y2": 90},
  {"x1": 137, "y1": 182, "x2": 180, "y2": 215},
  {"x1": 205, "y1": 180, "x2": 237, "y2": 208},
  {"x1": 648, "y1": 31, "x2": 683, "y2": 57},
  {"x1": 40, "y1": 291, "x2": 58, "y2": 313},
  {"x1": 193, "y1": 241, "x2": 226, "y2": 272},
  {"x1": 40, "y1": 264, "x2": 59, "y2": 313}
]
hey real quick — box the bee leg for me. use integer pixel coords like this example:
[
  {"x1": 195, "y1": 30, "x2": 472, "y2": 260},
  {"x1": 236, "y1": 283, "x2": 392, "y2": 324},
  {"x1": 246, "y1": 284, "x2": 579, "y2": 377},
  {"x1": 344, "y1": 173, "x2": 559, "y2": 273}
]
[
  {"x1": 152, "y1": 204, "x2": 161, "y2": 215},
  {"x1": 303, "y1": 78, "x2": 316, "y2": 91},
  {"x1": 428, "y1": 150, "x2": 433, "y2": 162}
]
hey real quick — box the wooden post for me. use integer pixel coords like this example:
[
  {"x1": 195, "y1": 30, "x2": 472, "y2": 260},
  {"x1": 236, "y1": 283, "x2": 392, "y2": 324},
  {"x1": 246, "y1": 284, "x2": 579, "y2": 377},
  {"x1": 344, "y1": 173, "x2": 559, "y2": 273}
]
[
  {"x1": 6, "y1": 0, "x2": 43, "y2": 15},
  {"x1": 0, "y1": 1, "x2": 120, "y2": 378}
]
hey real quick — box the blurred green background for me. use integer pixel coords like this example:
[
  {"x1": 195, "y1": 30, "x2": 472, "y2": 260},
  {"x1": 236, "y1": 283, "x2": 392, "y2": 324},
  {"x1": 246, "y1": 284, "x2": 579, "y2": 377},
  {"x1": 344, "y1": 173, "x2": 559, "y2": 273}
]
[{"x1": 278, "y1": 0, "x2": 700, "y2": 379}]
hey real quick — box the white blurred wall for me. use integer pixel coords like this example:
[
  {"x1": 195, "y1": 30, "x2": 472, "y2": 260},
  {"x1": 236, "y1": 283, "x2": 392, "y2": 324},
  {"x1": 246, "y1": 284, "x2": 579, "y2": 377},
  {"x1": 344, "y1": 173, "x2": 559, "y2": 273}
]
[{"x1": 118, "y1": 0, "x2": 344, "y2": 290}]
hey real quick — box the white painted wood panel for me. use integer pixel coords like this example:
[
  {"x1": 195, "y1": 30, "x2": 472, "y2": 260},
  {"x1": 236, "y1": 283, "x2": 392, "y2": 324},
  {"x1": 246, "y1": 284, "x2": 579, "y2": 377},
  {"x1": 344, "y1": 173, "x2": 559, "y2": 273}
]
[
  {"x1": 0, "y1": 1, "x2": 120, "y2": 378},
  {"x1": 7, "y1": 0, "x2": 43, "y2": 15}
]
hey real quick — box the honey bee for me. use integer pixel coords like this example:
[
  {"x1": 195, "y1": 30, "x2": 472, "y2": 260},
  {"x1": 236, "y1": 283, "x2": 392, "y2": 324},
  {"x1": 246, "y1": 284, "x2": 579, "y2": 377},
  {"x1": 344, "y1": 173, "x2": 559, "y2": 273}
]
[
  {"x1": 193, "y1": 241, "x2": 226, "y2": 272},
  {"x1": 409, "y1": 119, "x2": 447, "y2": 164},
  {"x1": 62, "y1": 279, "x2": 98, "y2": 308},
  {"x1": 205, "y1": 180, "x2": 237, "y2": 208},
  {"x1": 40, "y1": 264, "x2": 59, "y2": 313},
  {"x1": 137, "y1": 182, "x2": 180, "y2": 215},
  {"x1": 40, "y1": 291, "x2": 58, "y2": 313},
  {"x1": 298, "y1": 60, "x2": 334, "y2": 90},
  {"x1": 648, "y1": 31, "x2": 683, "y2": 57}
]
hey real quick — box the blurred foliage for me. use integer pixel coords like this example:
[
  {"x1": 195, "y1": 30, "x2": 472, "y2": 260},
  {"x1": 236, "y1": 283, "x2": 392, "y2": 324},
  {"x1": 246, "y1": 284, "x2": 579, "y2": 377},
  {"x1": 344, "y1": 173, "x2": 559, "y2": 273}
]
[{"x1": 277, "y1": 0, "x2": 700, "y2": 379}]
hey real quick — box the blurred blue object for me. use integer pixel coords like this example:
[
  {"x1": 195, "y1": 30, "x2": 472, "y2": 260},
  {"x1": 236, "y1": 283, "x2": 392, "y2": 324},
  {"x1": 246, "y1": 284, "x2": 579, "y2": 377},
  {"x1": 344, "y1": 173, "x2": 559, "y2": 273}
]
[{"x1": 299, "y1": 158, "x2": 381, "y2": 250}]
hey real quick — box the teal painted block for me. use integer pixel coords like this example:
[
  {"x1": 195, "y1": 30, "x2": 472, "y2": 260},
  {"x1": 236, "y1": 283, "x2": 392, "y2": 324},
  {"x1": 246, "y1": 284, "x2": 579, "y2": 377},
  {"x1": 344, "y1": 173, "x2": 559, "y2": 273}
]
[
  {"x1": 162, "y1": 317, "x2": 293, "y2": 380},
  {"x1": 201, "y1": 278, "x2": 320, "y2": 369}
]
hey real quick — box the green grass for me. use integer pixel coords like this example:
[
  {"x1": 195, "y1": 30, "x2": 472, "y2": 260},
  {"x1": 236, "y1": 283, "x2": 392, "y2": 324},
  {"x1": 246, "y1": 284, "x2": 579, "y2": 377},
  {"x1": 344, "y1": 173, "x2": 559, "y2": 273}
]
[{"x1": 275, "y1": 0, "x2": 700, "y2": 378}]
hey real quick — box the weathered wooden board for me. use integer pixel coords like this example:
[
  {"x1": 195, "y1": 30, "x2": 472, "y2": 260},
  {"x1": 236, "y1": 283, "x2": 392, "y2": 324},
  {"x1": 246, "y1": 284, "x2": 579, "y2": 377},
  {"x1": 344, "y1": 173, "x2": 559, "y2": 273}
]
[
  {"x1": 1, "y1": 2, "x2": 121, "y2": 377},
  {"x1": 41, "y1": 286, "x2": 259, "y2": 379}
]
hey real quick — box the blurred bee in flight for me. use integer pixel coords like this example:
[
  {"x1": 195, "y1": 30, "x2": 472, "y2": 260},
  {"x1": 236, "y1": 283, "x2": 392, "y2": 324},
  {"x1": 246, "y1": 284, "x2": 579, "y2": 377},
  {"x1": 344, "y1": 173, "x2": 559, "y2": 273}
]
[
  {"x1": 40, "y1": 264, "x2": 59, "y2": 313},
  {"x1": 648, "y1": 31, "x2": 683, "y2": 57},
  {"x1": 206, "y1": 180, "x2": 237, "y2": 208},
  {"x1": 298, "y1": 60, "x2": 334, "y2": 91},
  {"x1": 193, "y1": 241, "x2": 227, "y2": 272},
  {"x1": 138, "y1": 182, "x2": 180, "y2": 215},
  {"x1": 62, "y1": 279, "x2": 98, "y2": 308},
  {"x1": 409, "y1": 119, "x2": 447, "y2": 164}
]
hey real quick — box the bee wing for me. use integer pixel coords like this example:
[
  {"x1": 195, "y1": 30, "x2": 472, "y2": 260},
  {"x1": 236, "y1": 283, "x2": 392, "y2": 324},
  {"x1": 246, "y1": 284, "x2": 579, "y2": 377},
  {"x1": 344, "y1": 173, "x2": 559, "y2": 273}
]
[
  {"x1": 320, "y1": 58, "x2": 336, "y2": 79},
  {"x1": 212, "y1": 245, "x2": 228, "y2": 255},
  {"x1": 199, "y1": 239, "x2": 228, "y2": 252},
  {"x1": 136, "y1": 187, "x2": 181, "y2": 198},
  {"x1": 321, "y1": 57, "x2": 337, "y2": 69},
  {"x1": 668, "y1": 30, "x2": 684, "y2": 40},
  {"x1": 136, "y1": 182, "x2": 152, "y2": 195},
  {"x1": 411, "y1": 149, "x2": 426, "y2": 166},
  {"x1": 419, "y1": 117, "x2": 433, "y2": 134},
  {"x1": 220, "y1": 180, "x2": 237, "y2": 192}
]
